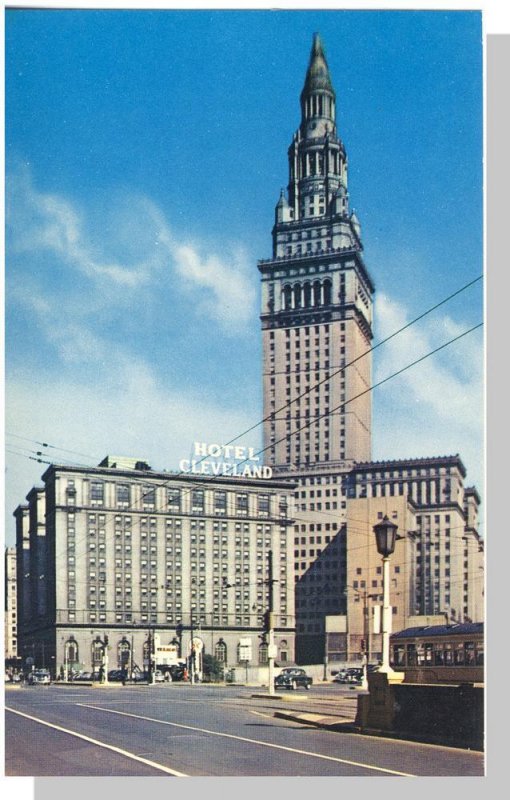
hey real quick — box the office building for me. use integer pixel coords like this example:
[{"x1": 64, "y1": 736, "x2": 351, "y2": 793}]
[
  {"x1": 259, "y1": 35, "x2": 483, "y2": 662},
  {"x1": 14, "y1": 457, "x2": 295, "y2": 676}
]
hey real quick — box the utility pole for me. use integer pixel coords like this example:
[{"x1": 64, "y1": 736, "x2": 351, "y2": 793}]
[
  {"x1": 267, "y1": 550, "x2": 278, "y2": 696},
  {"x1": 103, "y1": 635, "x2": 109, "y2": 685},
  {"x1": 190, "y1": 615, "x2": 195, "y2": 685}
]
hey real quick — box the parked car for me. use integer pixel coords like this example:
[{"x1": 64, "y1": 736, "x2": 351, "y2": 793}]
[
  {"x1": 28, "y1": 669, "x2": 51, "y2": 685},
  {"x1": 345, "y1": 668, "x2": 364, "y2": 684},
  {"x1": 168, "y1": 663, "x2": 186, "y2": 681},
  {"x1": 333, "y1": 667, "x2": 364, "y2": 685},
  {"x1": 107, "y1": 669, "x2": 126, "y2": 682},
  {"x1": 72, "y1": 671, "x2": 94, "y2": 681},
  {"x1": 274, "y1": 668, "x2": 312, "y2": 691}
]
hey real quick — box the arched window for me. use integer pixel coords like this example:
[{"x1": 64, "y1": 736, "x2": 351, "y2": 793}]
[
  {"x1": 279, "y1": 640, "x2": 289, "y2": 664},
  {"x1": 215, "y1": 639, "x2": 227, "y2": 664},
  {"x1": 118, "y1": 638, "x2": 130, "y2": 669},
  {"x1": 258, "y1": 643, "x2": 268, "y2": 664},
  {"x1": 91, "y1": 638, "x2": 104, "y2": 669},
  {"x1": 66, "y1": 637, "x2": 79, "y2": 667},
  {"x1": 323, "y1": 279, "x2": 332, "y2": 306},
  {"x1": 313, "y1": 280, "x2": 322, "y2": 307},
  {"x1": 303, "y1": 282, "x2": 312, "y2": 308},
  {"x1": 294, "y1": 283, "x2": 302, "y2": 309},
  {"x1": 283, "y1": 284, "x2": 292, "y2": 310}
]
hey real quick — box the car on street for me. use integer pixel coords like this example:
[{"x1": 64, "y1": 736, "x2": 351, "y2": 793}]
[
  {"x1": 72, "y1": 671, "x2": 95, "y2": 681},
  {"x1": 27, "y1": 669, "x2": 51, "y2": 685},
  {"x1": 107, "y1": 670, "x2": 126, "y2": 682},
  {"x1": 168, "y1": 663, "x2": 186, "y2": 681},
  {"x1": 274, "y1": 667, "x2": 312, "y2": 691},
  {"x1": 332, "y1": 670, "x2": 349, "y2": 683},
  {"x1": 333, "y1": 668, "x2": 364, "y2": 684}
]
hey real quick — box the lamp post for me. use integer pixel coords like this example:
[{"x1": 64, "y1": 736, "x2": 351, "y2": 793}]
[{"x1": 373, "y1": 516, "x2": 398, "y2": 673}]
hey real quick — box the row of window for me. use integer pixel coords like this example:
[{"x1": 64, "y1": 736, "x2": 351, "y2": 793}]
[{"x1": 67, "y1": 482, "x2": 289, "y2": 516}]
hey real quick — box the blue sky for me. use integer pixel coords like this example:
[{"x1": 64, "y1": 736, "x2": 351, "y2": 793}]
[{"x1": 5, "y1": 8, "x2": 484, "y2": 542}]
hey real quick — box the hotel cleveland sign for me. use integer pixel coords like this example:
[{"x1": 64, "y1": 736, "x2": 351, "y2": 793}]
[{"x1": 179, "y1": 442, "x2": 273, "y2": 479}]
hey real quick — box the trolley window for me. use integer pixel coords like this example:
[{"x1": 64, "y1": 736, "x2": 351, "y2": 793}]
[
  {"x1": 454, "y1": 643, "x2": 465, "y2": 665},
  {"x1": 406, "y1": 643, "x2": 417, "y2": 666},
  {"x1": 434, "y1": 643, "x2": 445, "y2": 666},
  {"x1": 393, "y1": 644, "x2": 405, "y2": 667},
  {"x1": 465, "y1": 641, "x2": 476, "y2": 666}
]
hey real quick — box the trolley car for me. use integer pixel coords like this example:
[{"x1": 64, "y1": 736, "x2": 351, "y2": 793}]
[{"x1": 390, "y1": 622, "x2": 484, "y2": 685}]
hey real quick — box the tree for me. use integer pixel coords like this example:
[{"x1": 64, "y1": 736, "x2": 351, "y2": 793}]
[{"x1": 202, "y1": 654, "x2": 223, "y2": 683}]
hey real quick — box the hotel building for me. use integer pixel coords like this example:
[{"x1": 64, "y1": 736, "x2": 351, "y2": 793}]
[{"x1": 14, "y1": 457, "x2": 295, "y2": 676}]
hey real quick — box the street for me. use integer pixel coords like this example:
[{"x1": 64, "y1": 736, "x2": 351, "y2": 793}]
[{"x1": 5, "y1": 683, "x2": 484, "y2": 777}]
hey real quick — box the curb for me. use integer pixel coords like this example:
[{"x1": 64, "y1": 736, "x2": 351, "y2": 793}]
[
  {"x1": 274, "y1": 710, "x2": 484, "y2": 752},
  {"x1": 274, "y1": 710, "x2": 357, "y2": 731}
]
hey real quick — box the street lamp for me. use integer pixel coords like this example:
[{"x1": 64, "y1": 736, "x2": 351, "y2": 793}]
[{"x1": 373, "y1": 516, "x2": 398, "y2": 673}]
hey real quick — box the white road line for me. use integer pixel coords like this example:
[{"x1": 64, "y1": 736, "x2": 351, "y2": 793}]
[
  {"x1": 5, "y1": 706, "x2": 188, "y2": 777},
  {"x1": 248, "y1": 710, "x2": 275, "y2": 720},
  {"x1": 77, "y1": 703, "x2": 416, "y2": 777}
]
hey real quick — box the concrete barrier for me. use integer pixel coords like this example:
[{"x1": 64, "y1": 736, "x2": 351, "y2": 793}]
[{"x1": 357, "y1": 672, "x2": 484, "y2": 750}]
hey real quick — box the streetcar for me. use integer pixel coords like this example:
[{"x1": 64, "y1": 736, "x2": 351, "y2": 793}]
[{"x1": 390, "y1": 622, "x2": 484, "y2": 685}]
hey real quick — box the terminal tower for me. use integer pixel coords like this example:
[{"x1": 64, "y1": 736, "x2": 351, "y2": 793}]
[{"x1": 259, "y1": 34, "x2": 375, "y2": 660}]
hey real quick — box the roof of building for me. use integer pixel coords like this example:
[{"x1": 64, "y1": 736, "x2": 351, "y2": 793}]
[
  {"x1": 391, "y1": 622, "x2": 483, "y2": 639},
  {"x1": 352, "y1": 454, "x2": 467, "y2": 478}
]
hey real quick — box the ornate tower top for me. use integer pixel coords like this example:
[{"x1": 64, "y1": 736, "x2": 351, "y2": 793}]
[
  {"x1": 301, "y1": 33, "x2": 335, "y2": 104},
  {"x1": 299, "y1": 32, "x2": 336, "y2": 139}
]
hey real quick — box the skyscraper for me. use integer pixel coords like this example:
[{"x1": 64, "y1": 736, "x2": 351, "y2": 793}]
[
  {"x1": 259, "y1": 34, "x2": 483, "y2": 663},
  {"x1": 259, "y1": 33, "x2": 375, "y2": 660},
  {"x1": 259, "y1": 33, "x2": 374, "y2": 473}
]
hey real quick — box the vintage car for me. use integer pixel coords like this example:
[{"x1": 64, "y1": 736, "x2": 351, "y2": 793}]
[{"x1": 274, "y1": 667, "x2": 312, "y2": 691}]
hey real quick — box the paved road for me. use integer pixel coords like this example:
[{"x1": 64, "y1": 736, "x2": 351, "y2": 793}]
[{"x1": 5, "y1": 684, "x2": 484, "y2": 777}]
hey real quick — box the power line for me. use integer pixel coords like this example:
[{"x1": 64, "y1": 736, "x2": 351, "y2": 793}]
[
  {"x1": 262, "y1": 274, "x2": 483, "y2": 378},
  {"x1": 252, "y1": 322, "x2": 483, "y2": 464},
  {"x1": 7, "y1": 315, "x2": 483, "y2": 591}
]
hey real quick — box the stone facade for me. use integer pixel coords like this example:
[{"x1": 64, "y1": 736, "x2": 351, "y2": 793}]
[
  {"x1": 4, "y1": 547, "x2": 18, "y2": 661},
  {"x1": 14, "y1": 459, "x2": 296, "y2": 676}
]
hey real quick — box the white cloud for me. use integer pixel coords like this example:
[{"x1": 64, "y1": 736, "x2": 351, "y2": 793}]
[
  {"x1": 7, "y1": 167, "x2": 152, "y2": 289},
  {"x1": 5, "y1": 359, "x2": 260, "y2": 541},
  {"x1": 6, "y1": 166, "x2": 257, "y2": 335},
  {"x1": 372, "y1": 292, "x2": 484, "y2": 491}
]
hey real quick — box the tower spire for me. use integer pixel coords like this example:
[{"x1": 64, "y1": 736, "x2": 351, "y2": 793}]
[
  {"x1": 301, "y1": 32, "x2": 335, "y2": 99},
  {"x1": 300, "y1": 32, "x2": 336, "y2": 132}
]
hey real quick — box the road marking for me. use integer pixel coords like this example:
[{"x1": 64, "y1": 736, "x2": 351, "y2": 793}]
[
  {"x1": 248, "y1": 710, "x2": 275, "y2": 720},
  {"x1": 77, "y1": 703, "x2": 416, "y2": 777},
  {"x1": 5, "y1": 706, "x2": 188, "y2": 777}
]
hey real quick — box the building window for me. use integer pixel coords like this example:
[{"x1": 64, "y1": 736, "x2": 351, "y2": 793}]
[
  {"x1": 191, "y1": 489, "x2": 204, "y2": 513},
  {"x1": 258, "y1": 494, "x2": 270, "y2": 517},
  {"x1": 90, "y1": 482, "x2": 104, "y2": 506},
  {"x1": 117, "y1": 484, "x2": 130, "y2": 507},
  {"x1": 236, "y1": 494, "x2": 249, "y2": 516},
  {"x1": 168, "y1": 488, "x2": 181, "y2": 511},
  {"x1": 214, "y1": 491, "x2": 227, "y2": 514},
  {"x1": 258, "y1": 643, "x2": 268, "y2": 664},
  {"x1": 143, "y1": 485, "x2": 156, "y2": 509},
  {"x1": 215, "y1": 639, "x2": 227, "y2": 664}
]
